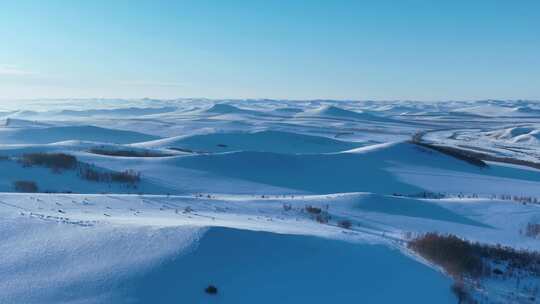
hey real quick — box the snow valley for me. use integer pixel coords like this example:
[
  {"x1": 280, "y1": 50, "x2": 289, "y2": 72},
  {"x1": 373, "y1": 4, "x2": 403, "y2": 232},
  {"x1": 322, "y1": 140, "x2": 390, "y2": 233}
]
[{"x1": 1, "y1": 99, "x2": 540, "y2": 303}]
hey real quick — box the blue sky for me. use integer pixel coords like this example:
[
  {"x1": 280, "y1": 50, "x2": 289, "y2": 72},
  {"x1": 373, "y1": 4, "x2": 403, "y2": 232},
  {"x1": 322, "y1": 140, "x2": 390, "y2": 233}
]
[{"x1": 1, "y1": 0, "x2": 539, "y2": 100}]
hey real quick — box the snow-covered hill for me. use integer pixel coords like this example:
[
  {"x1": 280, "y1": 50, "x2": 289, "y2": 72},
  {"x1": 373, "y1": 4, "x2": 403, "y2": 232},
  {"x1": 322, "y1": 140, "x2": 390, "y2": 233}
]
[
  {"x1": 136, "y1": 130, "x2": 366, "y2": 154},
  {"x1": 1, "y1": 98, "x2": 540, "y2": 303}
]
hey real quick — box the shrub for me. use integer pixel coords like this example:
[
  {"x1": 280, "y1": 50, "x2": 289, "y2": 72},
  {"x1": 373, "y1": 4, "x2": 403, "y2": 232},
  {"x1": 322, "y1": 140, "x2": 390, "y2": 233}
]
[
  {"x1": 305, "y1": 205, "x2": 322, "y2": 215},
  {"x1": 492, "y1": 268, "x2": 504, "y2": 275},
  {"x1": 408, "y1": 233, "x2": 485, "y2": 278},
  {"x1": 88, "y1": 148, "x2": 172, "y2": 157},
  {"x1": 525, "y1": 222, "x2": 540, "y2": 238},
  {"x1": 338, "y1": 220, "x2": 352, "y2": 229},
  {"x1": 169, "y1": 147, "x2": 208, "y2": 154},
  {"x1": 20, "y1": 153, "x2": 77, "y2": 170},
  {"x1": 111, "y1": 169, "x2": 140, "y2": 183},
  {"x1": 412, "y1": 142, "x2": 487, "y2": 168},
  {"x1": 316, "y1": 213, "x2": 330, "y2": 223},
  {"x1": 409, "y1": 233, "x2": 540, "y2": 279},
  {"x1": 78, "y1": 164, "x2": 102, "y2": 182},
  {"x1": 14, "y1": 180, "x2": 38, "y2": 193},
  {"x1": 205, "y1": 285, "x2": 218, "y2": 295},
  {"x1": 78, "y1": 164, "x2": 140, "y2": 185},
  {"x1": 450, "y1": 281, "x2": 472, "y2": 304}
]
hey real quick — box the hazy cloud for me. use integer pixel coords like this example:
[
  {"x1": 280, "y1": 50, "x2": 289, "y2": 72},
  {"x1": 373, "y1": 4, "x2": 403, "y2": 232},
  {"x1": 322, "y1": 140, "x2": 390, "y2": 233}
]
[
  {"x1": 119, "y1": 80, "x2": 188, "y2": 88},
  {"x1": 0, "y1": 65, "x2": 37, "y2": 76}
]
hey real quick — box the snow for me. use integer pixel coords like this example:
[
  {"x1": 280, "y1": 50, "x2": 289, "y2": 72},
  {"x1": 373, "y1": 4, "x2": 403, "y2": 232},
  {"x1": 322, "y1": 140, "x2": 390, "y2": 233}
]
[
  {"x1": 296, "y1": 104, "x2": 399, "y2": 124},
  {"x1": 0, "y1": 125, "x2": 160, "y2": 145},
  {"x1": 131, "y1": 227, "x2": 455, "y2": 304},
  {"x1": 135, "y1": 130, "x2": 365, "y2": 154},
  {"x1": 0, "y1": 218, "x2": 203, "y2": 303},
  {"x1": 1, "y1": 98, "x2": 540, "y2": 303}
]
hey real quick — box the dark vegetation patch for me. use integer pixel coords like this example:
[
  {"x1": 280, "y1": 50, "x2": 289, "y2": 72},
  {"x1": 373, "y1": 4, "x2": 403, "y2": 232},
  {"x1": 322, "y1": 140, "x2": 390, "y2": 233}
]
[
  {"x1": 409, "y1": 233, "x2": 540, "y2": 279},
  {"x1": 450, "y1": 281, "x2": 473, "y2": 304},
  {"x1": 412, "y1": 141, "x2": 488, "y2": 168},
  {"x1": 20, "y1": 153, "x2": 77, "y2": 171},
  {"x1": 13, "y1": 180, "x2": 38, "y2": 193},
  {"x1": 409, "y1": 233, "x2": 540, "y2": 303},
  {"x1": 14, "y1": 153, "x2": 141, "y2": 191},
  {"x1": 338, "y1": 219, "x2": 352, "y2": 229},
  {"x1": 204, "y1": 285, "x2": 218, "y2": 295},
  {"x1": 524, "y1": 222, "x2": 540, "y2": 238},
  {"x1": 412, "y1": 132, "x2": 540, "y2": 170},
  {"x1": 170, "y1": 147, "x2": 194, "y2": 153},
  {"x1": 169, "y1": 147, "x2": 208, "y2": 154},
  {"x1": 88, "y1": 148, "x2": 173, "y2": 157},
  {"x1": 305, "y1": 205, "x2": 322, "y2": 215},
  {"x1": 393, "y1": 191, "x2": 540, "y2": 207},
  {"x1": 304, "y1": 205, "x2": 331, "y2": 223},
  {"x1": 78, "y1": 163, "x2": 140, "y2": 185},
  {"x1": 409, "y1": 233, "x2": 485, "y2": 278},
  {"x1": 393, "y1": 191, "x2": 448, "y2": 199},
  {"x1": 315, "y1": 212, "x2": 331, "y2": 224},
  {"x1": 497, "y1": 194, "x2": 540, "y2": 204}
]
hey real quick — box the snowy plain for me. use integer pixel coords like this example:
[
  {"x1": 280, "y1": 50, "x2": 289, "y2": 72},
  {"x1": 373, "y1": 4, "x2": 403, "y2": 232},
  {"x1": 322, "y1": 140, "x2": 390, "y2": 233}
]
[{"x1": 0, "y1": 98, "x2": 539, "y2": 303}]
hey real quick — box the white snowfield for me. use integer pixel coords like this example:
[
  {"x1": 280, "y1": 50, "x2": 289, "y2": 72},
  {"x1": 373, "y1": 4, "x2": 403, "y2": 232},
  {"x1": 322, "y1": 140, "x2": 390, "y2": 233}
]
[
  {"x1": 0, "y1": 98, "x2": 539, "y2": 303},
  {"x1": 1, "y1": 192, "x2": 537, "y2": 303}
]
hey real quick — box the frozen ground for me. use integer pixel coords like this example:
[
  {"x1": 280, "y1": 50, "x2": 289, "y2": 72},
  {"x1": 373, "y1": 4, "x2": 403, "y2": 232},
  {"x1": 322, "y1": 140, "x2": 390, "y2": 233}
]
[{"x1": 0, "y1": 98, "x2": 539, "y2": 303}]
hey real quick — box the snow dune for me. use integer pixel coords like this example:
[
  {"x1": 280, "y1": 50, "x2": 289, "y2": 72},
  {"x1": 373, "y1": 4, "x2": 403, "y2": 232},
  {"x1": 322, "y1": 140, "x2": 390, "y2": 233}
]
[
  {"x1": 0, "y1": 125, "x2": 160, "y2": 145},
  {"x1": 0, "y1": 216, "x2": 454, "y2": 304},
  {"x1": 137, "y1": 130, "x2": 365, "y2": 154},
  {"x1": 167, "y1": 142, "x2": 540, "y2": 195},
  {"x1": 201, "y1": 103, "x2": 261, "y2": 116},
  {"x1": 57, "y1": 106, "x2": 178, "y2": 117},
  {"x1": 67, "y1": 140, "x2": 540, "y2": 197},
  {"x1": 452, "y1": 104, "x2": 540, "y2": 117},
  {"x1": 1, "y1": 187, "x2": 537, "y2": 303},
  {"x1": 297, "y1": 105, "x2": 398, "y2": 123},
  {"x1": 131, "y1": 227, "x2": 454, "y2": 304},
  {"x1": 485, "y1": 126, "x2": 540, "y2": 144},
  {"x1": 0, "y1": 218, "x2": 203, "y2": 304},
  {"x1": 1, "y1": 98, "x2": 540, "y2": 303}
]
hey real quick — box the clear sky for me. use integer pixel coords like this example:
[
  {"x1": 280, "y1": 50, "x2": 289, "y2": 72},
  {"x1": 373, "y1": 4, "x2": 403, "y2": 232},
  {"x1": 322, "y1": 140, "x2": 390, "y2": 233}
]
[{"x1": 1, "y1": 0, "x2": 539, "y2": 100}]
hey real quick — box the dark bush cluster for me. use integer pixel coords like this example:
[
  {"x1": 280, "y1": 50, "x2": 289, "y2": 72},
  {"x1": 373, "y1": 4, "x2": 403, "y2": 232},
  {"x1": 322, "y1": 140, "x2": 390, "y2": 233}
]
[
  {"x1": 410, "y1": 192, "x2": 447, "y2": 199},
  {"x1": 393, "y1": 192, "x2": 447, "y2": 199},
  {"x1": 14, "y1": 152, "x2": 141, "y2": 189},
  {"x1": 20, "y1": 153, "x2": 77, "y2": 171},
  {"x1": 500, "y1": 195, "x2": 539, "y2": 204},
  {"x1": 88, "y1": 148, "x2": 172, "y2": 158},
  {"x1": 408, "y1": 233, "x2": 485, "y2": 278},
  {"x1": 412, "y1": 142, "x2": 488, "y2": 168},
  {"x1": 450, "y1": 281, "x2": 473, "y2": 304},
  {"x1": 14, "y1": 180, "x2": 38, "y2": 193},
  {"x1": 305, "y1": 205, "x2": 322, "y2": 215},
  {"x1": 111, "y1": 169, "x2": 141, "y2": 184},
  {"x1": 525, "y1": 222, "x2": 540, "y2": 238},
  {"x1": 282, "y1": 203, "x2": 292, "y2": 211},
  {"x1": 338, "y1": 220, "x2": 352, "y2": 229},
  {"x1": 78, "y1": 164, "x2": 140, "y2": 185},
  {"x1": 205, "y1": 285, "x2": 218, "y2": 295},
  {"x1": 408, "y1": 233, "x2": 540, "y2": 279},
  {"x1": 315, "y1": 212, "x2": 331, "y2": 224},
  {"x1": 169, "y1": 147, "x2": 209, "y2": 154},
  {"x1": 412, "y1": 134, "x2": 540, "y2": 171}
]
